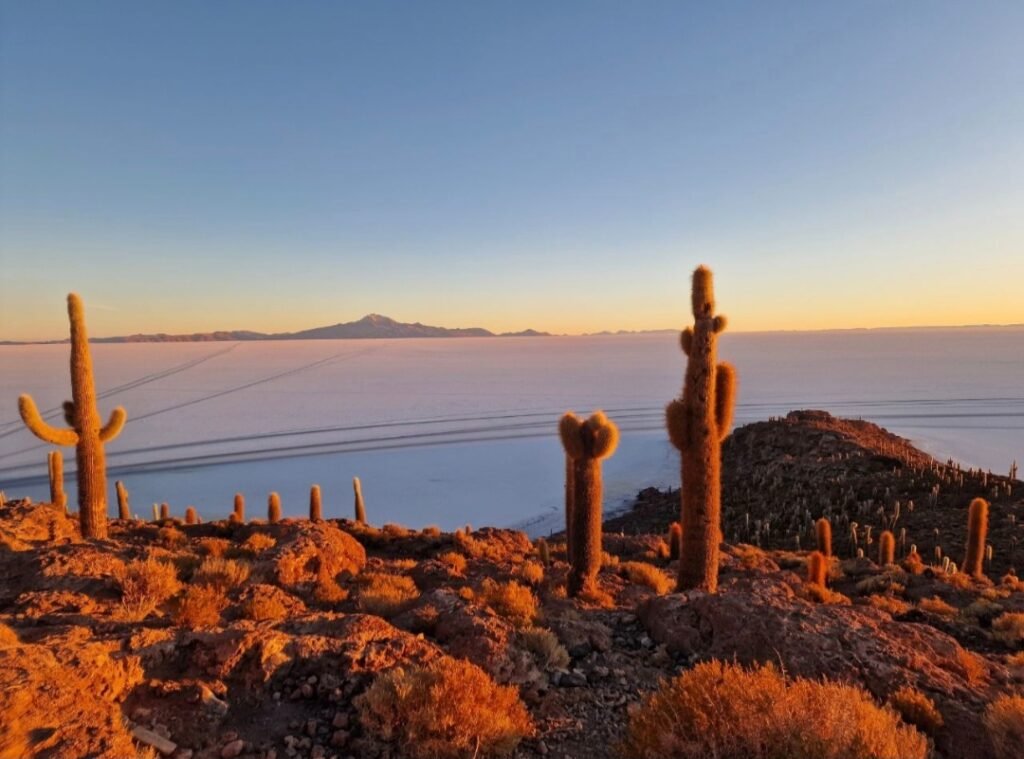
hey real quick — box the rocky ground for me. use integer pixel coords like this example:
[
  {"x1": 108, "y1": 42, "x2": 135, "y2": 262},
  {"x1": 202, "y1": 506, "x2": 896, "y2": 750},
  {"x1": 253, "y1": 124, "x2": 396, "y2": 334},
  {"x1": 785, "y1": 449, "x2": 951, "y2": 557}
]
[{"x1": 0, "y1": 411, "x2": 1022, "y2": 759}]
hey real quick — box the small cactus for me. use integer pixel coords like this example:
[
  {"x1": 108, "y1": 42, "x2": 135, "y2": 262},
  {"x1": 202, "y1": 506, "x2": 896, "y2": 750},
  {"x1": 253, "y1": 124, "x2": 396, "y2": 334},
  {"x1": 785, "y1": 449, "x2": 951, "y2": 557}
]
[
  {"x1": 115, "y1": 480, "x2": 130, "y2": 520},
  {"x1": 537, "y1": 538, "x2": 550, "y2": 567},
  {"x1": 668, "y1": 522, "x2": 682, "y2": 561},
  {"x1": 185, "y1": 506, "x2": 198, "y2": 525},
  {"x1": 963, "y1": 497, "x2": 988, "y2": 578},
  {"x1": 815, "y1": 517, "x2": 832, "y2": 558},
  {"x1": 310, "y1": 484, "x2": 322, "y2": 521},
  {"x1": 17, "y1": 294, "x2": 127, "y2": 538},
  {"x1": 160, "y1": 503, "x2": 170, "y2": 521},
  {"x1": 559, "y1": 410, "x2": 619, "y2": 597},
  {"x1": 353, "y1": 477, "x2": 367, "y2": 524},
  {"x1": 151, "y1": 503, "x2": 159, "y2": 522},
  {"x1": 806, "y1": 550, "x2": 828, "y2": 587},
  {"x1": 268, "y1": 492, "x2": 281, "y2": 524},
  {"x1": 879, "y1": 530, "x2": 895, "y2": 565},
  {"x1": 232, "y1": 492, "x2": 245, "y2": 523},
  {"x1": 48, "y1": 450, "x2": 67, "y2": 512},
  {"x1": 665, "y1": 266, "x2": 737, "y2": 593}
]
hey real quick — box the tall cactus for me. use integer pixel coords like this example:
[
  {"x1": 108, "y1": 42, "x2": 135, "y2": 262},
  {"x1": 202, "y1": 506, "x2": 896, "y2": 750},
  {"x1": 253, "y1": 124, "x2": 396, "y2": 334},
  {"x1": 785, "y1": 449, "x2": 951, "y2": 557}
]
[
  {"x1": 48, "y1": 451, "x2": 67, "y2": 512},
  {"x1": 18, "y1": 294, "x2": 126, "y2": 539},
  {"x1": 353, "y1": 477, "x2": 367, "y2": 524},
  {"x1": 564, "y1": 453, "x2": 575, "y2": 567},
  {"x1": 232, "y1": 493, "x2": 245, "y2": 524},
  {"x1": 665, "y1": 266, "x2": 737, "y2": 592},
  {"x1": 559, "y1": 411, "x2": 619, "y2": 597},
  {"x1": 815, "y1": 517, "x2": 832, "y2": 558},
  {"x1": 115, "y1": 480, "x2": 130, "y2": 520},
  {"x1": 963, "y1": 497, "x2": 988, "y2": 578},
  {"x1": 310, "y1": 484, "x2": 322, "y2": 521},
  {"x1": 268, "y1": 492, "x2": 281, "y2": 524}
]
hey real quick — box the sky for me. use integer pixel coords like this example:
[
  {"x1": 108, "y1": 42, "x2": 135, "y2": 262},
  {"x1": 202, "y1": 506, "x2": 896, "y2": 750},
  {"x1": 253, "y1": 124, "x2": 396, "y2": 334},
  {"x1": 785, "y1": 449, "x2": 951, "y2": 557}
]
[{"x1": 1, "y1": 1, "x2": 1022, "y2": 341}]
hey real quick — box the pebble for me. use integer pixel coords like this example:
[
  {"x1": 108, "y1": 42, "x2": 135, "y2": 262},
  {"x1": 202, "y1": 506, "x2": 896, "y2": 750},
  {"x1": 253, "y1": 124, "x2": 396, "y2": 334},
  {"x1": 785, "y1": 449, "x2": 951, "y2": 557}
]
[{"x1": 220, "y1": 739, "x2": 245, "y2": 759}]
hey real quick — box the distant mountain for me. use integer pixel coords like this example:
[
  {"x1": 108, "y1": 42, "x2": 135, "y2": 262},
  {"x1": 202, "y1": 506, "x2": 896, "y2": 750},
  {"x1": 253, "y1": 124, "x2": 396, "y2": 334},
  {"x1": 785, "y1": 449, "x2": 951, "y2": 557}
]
[{"x1": 16, "y1": 314, "x2": 551, "y2": 344}]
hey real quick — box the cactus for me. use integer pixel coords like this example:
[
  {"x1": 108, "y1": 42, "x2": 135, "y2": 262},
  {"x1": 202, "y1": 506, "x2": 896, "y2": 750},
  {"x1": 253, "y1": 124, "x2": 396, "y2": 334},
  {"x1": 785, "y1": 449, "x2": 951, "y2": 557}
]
[
  {"x1": 564, "y1": 453, "x2": 575, "y2": 566},
  {"x1": 17, "y1": 294, "x2": 127, "y2": 539},
  {"x1": 268, "y1": 492, "x2": 281, "y2": 524},
  {"x1": 310, "y1": 484, "x2": 322, "y2": 521},
  {"x1": 353, "y1": 477, "x2": 367, "y2": 524},
  {"x1": 115, "y1": 480, "x2": 130, "y2": 520},
  {"x1": 537, "y1": 537, "x2": 550, "y2": 567},
  {"x1": 185, "y1": 506, "x2": 198, "y2": 525},
  {"x1": 806, "y1": 550, "x2": 828, "y2": 587},
  {"x1": 668, "y1": 522, "x2": 682, "y2": 561},
  {"x1": 879, "y1": 530, "x2": 895, "y2": 565},
  {"x1": 559, "y1": 411, "x2": 619, "y2": 597},
  {"x1": 665, "y1": 266, "x2": 737, "y2": 592},
  {"x1": 815, "y1": 517, "x2": 832, "y2": 557},
  {"x1": 48, "y1": 450, "x2": 67, "y2": 512},
  {"x1": 963, "y1": 497, "x2": 988, "y2": 578},
  {"x1": 160, "y1": 503, "x2": 170, "y2": 521},
  {"x1": 151, "y1": 503, "x2": 159, "y2": 522},
  {"x1": 232, "y1": 493, "x2": 245, "y2": 523}
]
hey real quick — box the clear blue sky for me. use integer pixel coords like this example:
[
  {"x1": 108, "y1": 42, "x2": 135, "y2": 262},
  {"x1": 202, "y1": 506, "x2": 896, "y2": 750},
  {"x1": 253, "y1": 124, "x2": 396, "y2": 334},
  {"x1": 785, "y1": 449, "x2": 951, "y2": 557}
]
[{"x1": 2, "y1": 1, "x2": 1022, "y2": 340}]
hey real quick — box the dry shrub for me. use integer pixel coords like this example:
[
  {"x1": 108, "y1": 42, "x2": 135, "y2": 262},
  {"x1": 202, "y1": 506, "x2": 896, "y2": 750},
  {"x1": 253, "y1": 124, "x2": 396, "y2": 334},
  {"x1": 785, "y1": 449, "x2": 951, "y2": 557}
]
[
  {"x1": 356, "y1": 657, "x2": 533, "y2": 758},
  {"x1": 193, "y1": 557, "x2": 251, "y2": 589},
  {"x1": 620, "y1": 561, "x2": 673, "y2": 594},
  {"x1": 421, "y1": 525, "x2": 441, "y2": 537},
  {"x1": 156, "y1": 525, "x2": 186, "y2": 548},
  {"x1": 381, "y1": 523, "x2": 411, "y2": 539},
  {"x1": 1007, "y1": 651, "x2": 1024, "y2": 668},
  {"x1": 984, "y1": 695, "x2": 1024, "y2": 759},
  {"x1": 855, "y1": 572, "x2": 905, "y2": 596},
  {"x1": 458, "y1": 586, "x2": 476, "y2": 602},
  {"x1": 939, "y1": 571, "x2": 975, "y2": 590},
  {"x1": 243, "y1": 593, "x2": 289, "y2": 622},
  {"x1": 174, "y1": 584, "x2": 227, "y2": 628},
  {"x1": 955, "y1": 648, "x2": 988, "y2": 686},
  {"x1": 313, "y1": 564, "x2": 349, "y2": 604},
  {"x1": 196, "y1": 537, "x2": 231, "y2": 557},
  {"x1": 576, "y1": 584, "x2": 615, "y2": 608},
  {"x1": 1000, "y1": 572, "x2": 1023, "y2": 591},
  {"x1": 619, "y1": 660, "x2": 927, "y2": 759},
  {"x1": 390, "y1": 558, "x2": 417, "y2": 571},
  {"x1": 866, "y1": 594, "x2": 911, "y2": 616},
  {"x1": 437, "y1": 551, "x2": 467, "y2": 574},
  {"x1": 478, "y1": 579, "x2": 537, "y2": 628},
  {"x1": 601, "y1": 551, "x2": 620, "y2": 568},
  {"x1": 519, "y1": 626, "x2": 569, "y2": 670},
  {"x1": 889, "y1": 686, "x2": 943, "y2": 735},
  {"x1": 0, "y1": 623, "x2": 20, "y2": 647},
  {"x1": 992, "y1": 612, "x2": 1024, "y2": 644},
  {"x1": 358, "y1": 573, "x2": 419, "y2": 618},
  {"x1": 240, "y1": 532, "x2": 276, "y2": 554},
  {"x1": 113, "y1": 557, "x2": 182, "y2": 621},
  {"x1": 918, "y1": 596, "x2": 957, "y2": 617},
  {"x1": 516, "y1": 561, "x2": 545, "y2": 587},
  {"x1": 798, "y1": 583, "x2": 851, "y2": 606}
]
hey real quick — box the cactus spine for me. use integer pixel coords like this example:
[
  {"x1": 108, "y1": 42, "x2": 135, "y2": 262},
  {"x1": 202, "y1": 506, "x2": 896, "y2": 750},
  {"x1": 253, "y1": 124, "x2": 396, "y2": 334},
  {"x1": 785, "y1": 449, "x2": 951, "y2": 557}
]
[
  {"x1": 18, "y1": 294, "x2": 127, "y2": 539},
  {"x1": 665, "y1": 266, "x2": 737, "y2": 593},
  {"x1": 115, "y1": 480, "x2": 130, "y2": 520},
  {"x1": 668, "y1": 522, "x2": 682, "y2": 561},
  {"x1": 963, "y1": 497, "x2": 988, "y2": 578},
  {"x1": 268, "y1": 492, "x2": 281, "y2": 524},
  {"x1": 353, "y1": 477, "x2": 366, "y2": 524},
  {"x1": 806, "y1": 550, "x2": 828, "y2": 587},
  {"x1": 559, "y1": 411, "x2": 619, "y2": 597},
  {"x1": 879, "y1": 530, "x2": 895, "y2": 565},
  {"x1": 48, "y1": 451, "x2": 67, "y2": 512},
  {"x1": 232, "y1": 493, "x2": 245, "y2": 523},
  {"x1": 815, "y1": 517, "x2": 832, "y2": 558},
  {"x1": 310, "y1": 484, "x2": 322, "y2": 521}
]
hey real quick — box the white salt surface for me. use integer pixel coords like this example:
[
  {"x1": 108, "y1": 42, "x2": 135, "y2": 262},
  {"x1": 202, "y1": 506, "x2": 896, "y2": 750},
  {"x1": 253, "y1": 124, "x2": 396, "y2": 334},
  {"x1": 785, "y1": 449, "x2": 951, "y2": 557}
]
[{"x1": 1, "y1": 329, "x2": 1021, "y2": 535}]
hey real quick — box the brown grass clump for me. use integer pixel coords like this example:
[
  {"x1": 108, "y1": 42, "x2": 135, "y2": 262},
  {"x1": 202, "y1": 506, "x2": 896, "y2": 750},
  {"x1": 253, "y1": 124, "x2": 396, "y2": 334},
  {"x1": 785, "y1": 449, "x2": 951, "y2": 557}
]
[
  {"x1": 358, "y1": 574, "x2": 419, "y2": 618},
  {"x1": 955, "y1": 648, "x2": 988, "y2": 686},
  {"x1": 196, "y1": 537, "x2": 231, "y2": 557},
  {"x1": 918, "y1": 596, "x2": 958, "y2": 617},
  {"x1": 519, "y1": 626, "x2": 570, "y2": 670},
  {"x1": 113, "y1": 557, "x2": 182, "y2": 621},
  {"x1": 173, "y1": 584, "x2": 227, "y2": 628},
  {"x1": 381, "y1": 523, "x2": 411, "y2": 539},
  {"x1": 517, "y1": 561, "x2": 545, "y2": 586},
  {"x1": 156, "y1": 525, "x2": 186, "y2": 548},
  {"x1": 240, "y1": 532, "x2": 276, "y2": 554},
  {"x1": 889, "y1": 686, "x2": 943, "y2": 735},
  {"x1": 243, "y1": 593, "x2": 290, "y2": 622},
  {"x1": 0, "y1": 623, "x2": 20, "y2": 647},
  {"x1": 620, "y1": 561, "x2": 673, "y2": 594},
  {"x1": 865, "y1": 595, "x2": 911, "y2": 616},
  {"x1": 992, "y1": 612, "x2": 1024, "y2": 644},
  {"x1": 356, "y1": 657, "x2": 533, "y2": 758},
  {"x1": 576, "y1": 583, "x2": 615, "y2": 608},
  {"x1": 619, "y1": 660, "x2": 927, "y2": 759},
  {"x1": 478, "y1": 579, "x2": 537, "y2": 628},
  {"x1": 984, "y1": 695, "x2": 1024, "y2": 759},
  {"x1": 192, "y1": 557, "x2": 251, "y2": 589},
  {"x1": 437, "y1": 551, "x2": 467, "y2": 574}
]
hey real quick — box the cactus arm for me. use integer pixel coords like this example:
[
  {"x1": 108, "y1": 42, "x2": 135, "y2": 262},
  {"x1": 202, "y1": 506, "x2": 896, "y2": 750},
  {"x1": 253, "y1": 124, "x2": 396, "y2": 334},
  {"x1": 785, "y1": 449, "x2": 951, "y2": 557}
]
[
  {"x1": 558, "y1": 413, "x2": 585, "y2": 460},
  {"x1": 665, "y1": 399, "x2": 689, "y2": 451},
  {"x1": 712, "y1": 315, "x2": 728, "y2": 334},
  {"x1": 680, "y1": 328, "x2": 693, "y2": 356},
  {"x1": 714, "y1": 363, "x2": 737, "y2": 440},
  {"x1": 99, "y1": 407, "x2": 127, "y2": 442},
  {"x1": 18, "y1": 395, "x2": 79, "y2": 446},
  {"x1": 62, "y1": 401, "x2": 75, "y2": 426}
]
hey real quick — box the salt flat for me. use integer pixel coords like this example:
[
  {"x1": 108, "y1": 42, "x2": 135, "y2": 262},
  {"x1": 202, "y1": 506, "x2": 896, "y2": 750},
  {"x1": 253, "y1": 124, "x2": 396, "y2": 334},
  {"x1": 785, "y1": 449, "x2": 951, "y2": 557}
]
[{"x1": 1, "y1": 329, "x2": 1021, "y2": 533}]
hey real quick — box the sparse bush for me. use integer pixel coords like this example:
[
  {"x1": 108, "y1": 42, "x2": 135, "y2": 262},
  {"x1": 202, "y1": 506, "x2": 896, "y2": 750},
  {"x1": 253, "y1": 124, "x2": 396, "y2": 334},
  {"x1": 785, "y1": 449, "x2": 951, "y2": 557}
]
[
  {"x1": 621, "y1": 561, "x2": 672, "y2": 594},
  {"x1": 156, "y1": 525, "x2": 186, "y2": 548},
  {"x1": 193, "y1": 557, "x2": 251, "y2": 589},
  {"x1": 889, "y1": 686, "x2": 943, "y2": 735},
  {"x1": 196, "y1": 538, "x2": 231, "y2": 557},
  {"x1": 421, "y1": 525, "x2": 441, "y2": 537},
  {"x1": 174, "y1": 584, "x2": 227, "y2": 628},
  {"x1": 984, "y1": 695, "x2": 1024, "y2": 759},
  {"x1": 313, "y1": 563, "x2": 349, "y2": 604},
  {"x1": 437, "y1": 551, "x2": 467, "y2": 574},
  {"x1": 517, "y1": 561, "x2": 545, "y2": 586},
  {"x1": 478, "y1": 579, "x2": 537, "y2": 628},
  {"x1": 358, "y1": 573, "x2": 419, "y2": 618},
  {"x1": 382, "y1": 523, "x2": 411, "y2": 539},
  {"x1": 113, "y1": 557, "x2": 182, "y2": 621},
  {"x1": 0, "y1": 623, "x2": 20, "y2": 647},
  {"x1": 918, "y1": 596, "x2": 957, "y2": 617},
  {"x1": 956, "y1": 648, "x2": 987, "y2": 685},
  {"x1": 240, "y1": 532, "x2": 276, "y2": 554},
  {"x1": 992, "y1": 612, "x2": 1024, "y2": 644},
  {"x1": 519, "y1": 626, "x2": 570, "y2": 670},
  {"x1": 577, "y1": 583, "x2": 615, "y2": 608},
  {"x1": 243, "y1": 593, "x2": 290, "y2": 622},
  {"x1": 866, "y1": 595, "x2": 911, "y2": 616},
  {"x1": 356, "y1": 658, "x2": 533, "y2": 758},
  {"x1": 619, "y1": 660, "x2": 927, "y2": 759}
]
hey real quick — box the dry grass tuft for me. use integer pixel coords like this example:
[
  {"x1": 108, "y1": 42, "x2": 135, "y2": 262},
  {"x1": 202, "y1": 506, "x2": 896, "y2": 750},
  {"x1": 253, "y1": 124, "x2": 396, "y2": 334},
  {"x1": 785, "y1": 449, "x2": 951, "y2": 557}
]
[
  {"x1": 196, "y1": 537, "x2": 232, "y2": 557},
  {"x1": 156, "y1": 525, "x2": 186, "y2": 548},
  {"x1": 239, "y1": 532, "x2": 276, "y2": 554},
  {"x1": 865, "y1": 594, "x2": 911, "y2": 616},
  {"x1": 992, "y1": 612, "x2": 1024, "y2": 644},
  {"x1": 0, "y1": 623, "x2": 20, "y2": 647},
  {"x1": 356, "y1": 657, "x2": 533, "y2": 758},
  {"x1": 918, "y1": 596, "x2": 957, "y2": 617},
  {"x1": 519, "y1": 626, "x2": 570, "y2": 670},
  {"x1": 576, "y1": 583, "x2": 615, "y2": 608},
  {"x1": 516, "y1": 561, "x2": 545, "y2": 586},
  {"x1": 357, "y1": 573, "x2": 419, "y2": 618},
  {"x1": 478, "y1": 579, "x2": 538, "y2": 628},
  {"x1": 955, "y1": 648, "x2": 988, "y2": 686},
  {"x1": 173, "y1": 584, "x2": 227, "y2": 628},
  {"x1": 984, "y1": 695, "x2": 1024, "y2": 759},
  {"x1": 619, "y1": 660, "x2": 927, "y2": 759},
  {"x1": 113, "y1": 557, "x2": 182, "y2": 621},
  {"x1": 620, "y1": 561, "x2": 673, "y2": 594},
  {"x1": 193, "y1": 557, "x2": 251, "y2": 589},
  {"x1": 437, "y1": 551, "x2": 467, "y2": 574},
  {"x1": 312, "y1": 564, "x2": 349, "y2": 605},
  {"x1": 889, "y1": 686, "x2": 943, "y2": 735},
  {"x1": 243, "y1": 593, "x2": 290, "y2": 622}
]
